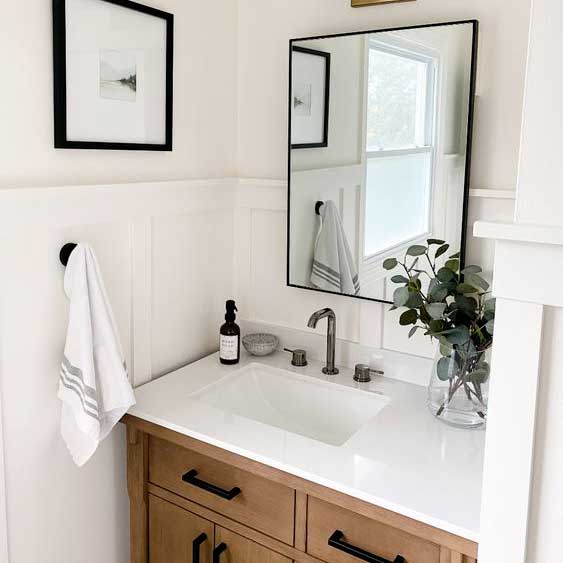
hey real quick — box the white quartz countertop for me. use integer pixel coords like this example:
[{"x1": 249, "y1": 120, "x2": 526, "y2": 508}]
[{"x1": 129, "y1": 351, "x2": 484, "y2": 542}]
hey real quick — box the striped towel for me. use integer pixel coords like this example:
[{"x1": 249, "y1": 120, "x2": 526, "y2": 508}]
[
  {"x1": 59, "y1": 243, "x2": 135, "y2": 466},
  {"x1": 310, "y1": 200, "x2": 360, "y2": 295}
]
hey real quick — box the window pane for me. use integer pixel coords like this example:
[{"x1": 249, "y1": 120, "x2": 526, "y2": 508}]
[
  {"x1": 367, "y1": 47, "x2": 428, "y2": 151},
  {"x1": 364, "y1": 152, "x2": 431, "y2": 258}
]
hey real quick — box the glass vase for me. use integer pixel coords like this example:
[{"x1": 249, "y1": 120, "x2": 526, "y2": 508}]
[{"x1": 427, "y1": 344, "x2": 490, "y2": 429}]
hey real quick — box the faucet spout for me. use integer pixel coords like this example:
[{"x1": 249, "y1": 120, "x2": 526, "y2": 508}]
[
  {"x1": 307, "y1": 308, "x2": 338, "y2": 375},
  {"x1": 307, "y1": 307, "x2": 334, "y2": 329}
]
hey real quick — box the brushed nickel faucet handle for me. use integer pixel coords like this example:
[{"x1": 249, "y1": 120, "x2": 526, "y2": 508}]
[
  {"x1": 284, "y1": 348, "x2": 308, "y2": 367},
  {"x1": 354, "y1": 364, "x2": 384, "y2": 383}
]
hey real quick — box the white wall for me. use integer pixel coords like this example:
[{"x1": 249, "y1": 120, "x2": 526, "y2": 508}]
[
  {"x1": 237, "y1": 0, "x2": 531, "y2": 192},
  {"x1": 514, "y1": 0, "x2": 563, "y2": 226},
  {"x1": 0, "y1": 0, "x2": 238, "y2": 189}
]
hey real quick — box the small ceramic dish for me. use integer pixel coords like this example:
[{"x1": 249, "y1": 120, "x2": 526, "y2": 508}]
[{"x1": 242, "y1": 333, "x2": 279, "y2": 356}]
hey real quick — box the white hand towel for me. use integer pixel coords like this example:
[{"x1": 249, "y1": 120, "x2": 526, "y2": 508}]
[
  {"x1": 310, "y1": 200, "x2": 360, "y2": 295},
  {"x1": 58, "y1": 243, "x2": 135, "y2": 466}
]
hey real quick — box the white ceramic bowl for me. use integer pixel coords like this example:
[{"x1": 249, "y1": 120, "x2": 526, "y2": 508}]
[{"x1": 242, "y1": 333, "x2": 279, "y2": 356}]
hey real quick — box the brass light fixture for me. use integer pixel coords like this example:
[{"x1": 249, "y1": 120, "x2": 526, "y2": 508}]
[{"x1": 352, "y1": 0, "x2": 415, "y2": 6}]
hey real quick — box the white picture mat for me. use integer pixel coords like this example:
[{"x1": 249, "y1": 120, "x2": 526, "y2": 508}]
[
  {"x1": 291, "y1": 50, "x2": 327, "y2": 145},
  {"x1": 65, "y1": 0, "x2": 167, "y2": 144}
]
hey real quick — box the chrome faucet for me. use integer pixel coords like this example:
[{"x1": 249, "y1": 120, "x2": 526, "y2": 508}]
[{"x1": 307, "y1": 308, "x2": 339, "y2": 375}]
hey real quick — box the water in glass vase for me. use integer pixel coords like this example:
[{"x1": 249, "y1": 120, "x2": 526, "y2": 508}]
[{"x1": 427, "y1": 344, "x2": 490, "y2": 429}]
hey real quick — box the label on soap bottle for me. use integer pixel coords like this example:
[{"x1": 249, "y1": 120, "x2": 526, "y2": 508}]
[{"x1": 220, "y1": 335, "x2": 238, "y2": 360}]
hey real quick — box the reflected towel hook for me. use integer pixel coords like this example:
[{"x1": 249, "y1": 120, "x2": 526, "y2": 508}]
[
  {"x1": 59, "y1": 243, "x2": 77, "y2": 267},
  {"x1": 315, "y1": 201, "x2": 324, "y2": 215}
]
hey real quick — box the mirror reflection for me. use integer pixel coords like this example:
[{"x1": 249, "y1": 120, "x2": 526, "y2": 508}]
[{"x1": 288, "y1": 21, "x2": 477, "y2": 303}]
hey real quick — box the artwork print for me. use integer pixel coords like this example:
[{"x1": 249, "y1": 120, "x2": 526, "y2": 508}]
[
  {"x1": 294, "y1": 83, "x2": 312, "y2": 116},
  {"x1": 100, "y1": 49, "x2": 137, "y2": 102}
]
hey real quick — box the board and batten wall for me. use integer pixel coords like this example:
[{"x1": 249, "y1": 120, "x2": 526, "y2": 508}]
[{"x1": 0, "y1": 180, "x2": 236, "y2": 563}]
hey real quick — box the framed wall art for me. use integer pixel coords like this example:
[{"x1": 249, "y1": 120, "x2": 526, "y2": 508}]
[
  {"x1": 52, "y1": 0, "x2": 174, "y2": 151},
  {"x1": 290, "y1": 46, "x2": 330, "y2": 149}
]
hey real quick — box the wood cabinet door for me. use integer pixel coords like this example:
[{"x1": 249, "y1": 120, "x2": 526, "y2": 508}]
[
  {"x1": 213, "y1": 527, "x2": 293, "y2": 563},
  {"x1": 149, "y1": 494, "x2": 214, "y2": 563}
]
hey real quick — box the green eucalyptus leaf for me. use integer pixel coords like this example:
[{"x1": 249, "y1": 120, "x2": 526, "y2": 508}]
[
  {"x1": 439, "y1": 340, "x2": 453, "y2": 357},
  {"x1": 399, "y1": 309, "x2": 418, "y2": 326},
  {"x1": 426, "y1": 303, "x2": 446, "y2": 320},
  {"x1": 455, "y1": 295, "x2": 478, "y2": 315},
  {"x1": 468, "y1": 362, "x2": 490, "y2": 384},
  {"x1": 457, "y1": 283, "x2": 479, "y2": 294},
  {"x1": 390, "y1": 275, "x2": 409, "y2": 284},
  {"x1": 436, "y1": 357, "x2": 452, "y2": 381},
  {"x1": 406, "y1": 291, "x2": 423, "y2": 309},
  {"x1": 466, "y1": 273, "x2": 490, "y2": 291},
  {"x1": 437, "y1": 267, "x2": 455, "y2": 283},
  {"x1": 441, "y1": 326, "x2": 470, "y2": 345},
  {"x1": 462, "y1": 265, "x2": 482, "y2": 275},
  {"x1": 484, "y1": 298, "x2": 496, "y2": 313},
  {"x1": 429, "y1": 319, "x2": 445, "y2": 333},
  {"x1": 445, "y1": 259, "x2": 459, "y2": 272},
  {"x1": 486, "y1": 319, "x2": 495, "y2": 334},
  {"x1": 406, "y1": 245, "x2": 427, "y2": 256},
  {"x1": 427, "y1": 238, "x2": 445, "y2": 245},
  {"x1": 383, "y1": 257, "x2": 398, "y2": 270},
  {"x1": 449, "y1": 251, "x2": 461, "y2": 259},
  {"x1": 435, "y1": 243, "x2": 450, "y2": 259},
  {"x1": 429, "y1": 285, "x2": 449, "y2": 303},
  {"x1": 393, "y1": 286, "x2": 410, "y2": 307},
  {"x1": 408, "y1": 326, "x2": 420, "y2": 338}
]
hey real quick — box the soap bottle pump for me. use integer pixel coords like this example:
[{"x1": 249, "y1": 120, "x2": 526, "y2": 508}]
[{"x1": 219, "y1": 300, "x2": 240, "y2": 365}]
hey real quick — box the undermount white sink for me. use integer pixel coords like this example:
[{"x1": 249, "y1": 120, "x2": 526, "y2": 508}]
[{"x1": 189, "y1": 363, "x2": 390, "y2": 446}]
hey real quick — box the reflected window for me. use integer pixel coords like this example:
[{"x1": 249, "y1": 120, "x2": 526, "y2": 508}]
[{"x1": 363, "y1": 40, "x2": 437, "y2": 261}]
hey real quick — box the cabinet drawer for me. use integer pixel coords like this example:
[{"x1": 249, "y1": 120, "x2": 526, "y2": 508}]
[
  {"x1": 307, "y1": 497, "x2": 440, "y2": 563},
  {"x1": 149, "y1": 437, "x2": 295, "y2": 545}
]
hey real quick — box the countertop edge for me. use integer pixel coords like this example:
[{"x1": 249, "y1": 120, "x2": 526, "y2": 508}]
[{"x1": 125, "y1": 407, "x2": 480, "y2": 544}]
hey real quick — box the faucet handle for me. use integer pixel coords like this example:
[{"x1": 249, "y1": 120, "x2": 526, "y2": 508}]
[
  {"x1": 354, "y1": 363, "x2": 384, "y2": 383},
  {"x1": 284, "y1": 348, "x2": 308, "y2": 367}
]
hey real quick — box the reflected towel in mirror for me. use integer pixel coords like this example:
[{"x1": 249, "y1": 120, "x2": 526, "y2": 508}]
[{"x1": 310, "y1": 200, "x2": 360, "y2": 295}]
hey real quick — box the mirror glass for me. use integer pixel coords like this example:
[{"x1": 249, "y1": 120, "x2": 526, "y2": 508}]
[{"x1": 287, "y1": 21, "x2": 477, "y2": 303}]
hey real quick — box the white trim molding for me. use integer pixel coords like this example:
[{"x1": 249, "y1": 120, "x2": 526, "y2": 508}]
[{"x1": 474, "y1": 220, "x2": 563, "y2": 563}]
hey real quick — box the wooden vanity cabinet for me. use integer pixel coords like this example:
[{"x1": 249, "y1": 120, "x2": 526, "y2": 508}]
[
  {"x1": 149, "y1": 494, "x2": 291, "y2": 563},
  {"x1": 125, "y1": 416, "x2": 477, "y2": 563}
]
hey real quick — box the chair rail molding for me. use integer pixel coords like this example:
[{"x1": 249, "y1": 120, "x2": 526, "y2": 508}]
[{"x1": 474, "y1": 220, "x2": 563, "y2": 563}]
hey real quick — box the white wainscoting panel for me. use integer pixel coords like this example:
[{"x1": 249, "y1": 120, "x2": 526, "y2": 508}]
[
  {"x1": 236, "y1": 179, "x2": 517, "y2": 376},
  {"x1": 0, "y1": 178, "x2": 235, "y2": 563},
  {"x1": 474, "y1": 222, "x2": 563, "y2": 563}
]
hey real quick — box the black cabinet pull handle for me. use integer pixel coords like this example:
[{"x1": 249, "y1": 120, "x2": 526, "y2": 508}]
[
  {"x1": 192, "y1": 533, "x2": 207, "y2": 563},
  {"x1": 182, "y1": 469, "x2": 241, "y2": 500},
  {"x1": 212, "y1": 542, "x2": 227, "y2": 563},
  {"x1": 328, "y1": 530, "x2": 406, "y2": 563}
]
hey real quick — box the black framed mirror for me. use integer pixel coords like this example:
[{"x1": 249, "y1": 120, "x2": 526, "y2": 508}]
[{"x1": 287, "y1": 20, "x2": 478, "y2": 304}]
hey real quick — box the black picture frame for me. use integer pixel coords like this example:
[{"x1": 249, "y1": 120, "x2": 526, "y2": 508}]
[
  {"x1": 290, "y1": 46, "x2": 331, "y2": 149},
  {"x1": 286, "y1": 20, "x2": 479, "y2": 305},
  {"x1": 52, "y1": 0, "x2": 174, "y2": 151}
]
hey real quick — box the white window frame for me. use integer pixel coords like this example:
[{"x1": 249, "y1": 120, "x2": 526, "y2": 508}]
[{"x1": 359, "y1": 36, "x2": 440, "y2": 274}]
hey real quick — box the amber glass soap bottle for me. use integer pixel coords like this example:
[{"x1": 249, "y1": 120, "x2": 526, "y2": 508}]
[{"x1": 219, "y1": 300, "x2": 240, "y2": 365}]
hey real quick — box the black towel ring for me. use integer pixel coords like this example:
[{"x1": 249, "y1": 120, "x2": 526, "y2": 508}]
[
  {"x1": 59, "y1": 243, "x2": 77, "y2": 267},
  {"x1": 315, "y1": 201, "x2": 324, "y2": 215}
]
